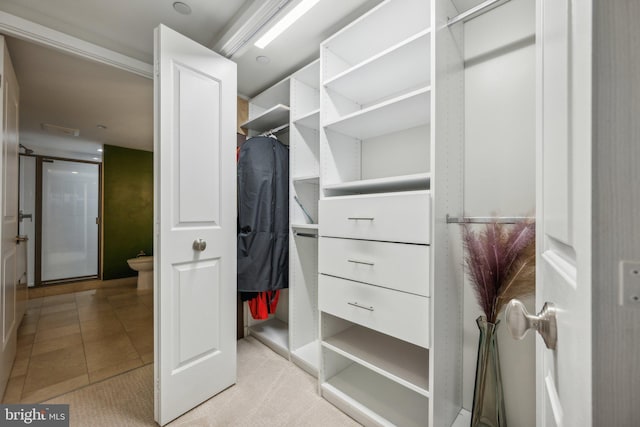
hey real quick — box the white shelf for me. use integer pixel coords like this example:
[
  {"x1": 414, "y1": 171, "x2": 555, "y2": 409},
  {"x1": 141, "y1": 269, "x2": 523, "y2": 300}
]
[
  {"x1": 322, "y1": 0, "x2": 430, "y2": 80},
  {"x1": 291, "y1": 223, "x2": 319, "y2": 231},
  {"x1": 323, "y1": 325, "x2": 429, "y2": 395},
  {"x1": 291, "y1": 340, "x2": 320, "y2": 375},
  {"x1": 250, "y1": 78, "x2": 290, "y2": 109},
  {"x1": 324, "y1": 30, "x2": 431, "y2": 106},
  {"x1": 292, "y1": 59, "x2": 320, "y2": 89},
  {"x1": 241, "y1": 104, "x2": 290, "y2": 133},
  {"x1": 248, "y1": 317, "x2": 289, "y2": 359},
  {"x1": 322, "y1": 363, "x2": 429, "y2": 427},
  {"x1": 323, "y1": 173, "x2": 430, "y2": 196},
  {"x1": 293, "y1": 109, "x2": 320, "y2": 130},
  {"x1": 325, "y1": 87, "x2": 431, "y2": 140},
  {"x1": 292, "y1": 174, "x2": 320, "y2": 184}
]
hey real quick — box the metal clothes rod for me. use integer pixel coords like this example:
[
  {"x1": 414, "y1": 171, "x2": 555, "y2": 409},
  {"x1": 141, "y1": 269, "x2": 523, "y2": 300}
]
[
  {"x1": 447, "y1": 0, "x2": 512, "y2": 26},
  {"x1": 260, "y1": 123, "x2": 289, "y2": 137},
  {"x1": 446, "y1": 214, "x2": 535, "y2": 224},
  {"x1": 294, "y1": 232, "x2": 317, "y2": 238}
]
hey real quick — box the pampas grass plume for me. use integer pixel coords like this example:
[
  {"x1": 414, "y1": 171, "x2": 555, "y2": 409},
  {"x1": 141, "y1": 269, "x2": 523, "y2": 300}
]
[{"x1": 463, "y1": 219, "x2": 536, "y2": 323}]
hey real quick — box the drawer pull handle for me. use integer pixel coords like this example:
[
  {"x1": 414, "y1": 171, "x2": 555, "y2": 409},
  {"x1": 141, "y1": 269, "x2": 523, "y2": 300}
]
[
  {"x1": 347, "y1": 259, "x2": 375, "y2": 266},
  {"x1": 347, "y1": 302, "x2": 374, "y2": 311},
  {"x1": 347, "y1": 217, "x2": 374, "y2": 221}
]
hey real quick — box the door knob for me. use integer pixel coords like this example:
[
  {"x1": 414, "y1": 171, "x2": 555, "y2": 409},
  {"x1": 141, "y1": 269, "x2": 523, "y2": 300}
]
[
  {"x1": 505, "y1": 299, "x2": 557, "y2": 350},
  {"x1": 192, "y1": 239, "x2": 207, "y2": 251}
]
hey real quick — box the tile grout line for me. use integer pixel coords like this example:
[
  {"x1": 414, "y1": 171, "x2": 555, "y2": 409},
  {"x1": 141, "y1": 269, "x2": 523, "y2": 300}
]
[
  {"x1": 74, "y1": 292, "x2": 91, "y2": 390},
  {"x1": 19, "y1": 299, "x2": 42, "y2": 403}
]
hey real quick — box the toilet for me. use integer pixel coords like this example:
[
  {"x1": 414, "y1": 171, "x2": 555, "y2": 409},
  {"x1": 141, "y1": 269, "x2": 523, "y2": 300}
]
[{"x1": 127, "y1": 256, "x2": 153, "y2": 290}]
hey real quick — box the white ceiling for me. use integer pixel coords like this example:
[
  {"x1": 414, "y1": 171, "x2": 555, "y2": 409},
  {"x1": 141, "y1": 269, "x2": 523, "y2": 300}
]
[
  {"x1": 0, "y1": 0, "x2": 246, "y2": 65},
  {"x1": 0, "y1": 0, "x2": 380, "y2": 158},
  {"x1": 7, "y1": 36, "x2": 154, "y2": 157}
]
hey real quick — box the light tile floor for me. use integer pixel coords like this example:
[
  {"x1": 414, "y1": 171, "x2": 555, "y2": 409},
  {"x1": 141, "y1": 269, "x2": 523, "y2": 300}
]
[{"x1": 2, "y1": 278, "x2": 153, "y2": 403}]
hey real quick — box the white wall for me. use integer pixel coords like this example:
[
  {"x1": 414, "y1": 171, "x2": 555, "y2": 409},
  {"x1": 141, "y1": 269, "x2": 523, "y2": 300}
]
[{"x1": 462, "y1": 0, "x2": 536, "y2": 425}]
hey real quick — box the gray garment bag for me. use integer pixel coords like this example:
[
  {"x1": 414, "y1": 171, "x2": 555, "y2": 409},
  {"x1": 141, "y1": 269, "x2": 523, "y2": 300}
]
[{"x1": 237, "y1": 136, "x2": 289, "y2": 292}]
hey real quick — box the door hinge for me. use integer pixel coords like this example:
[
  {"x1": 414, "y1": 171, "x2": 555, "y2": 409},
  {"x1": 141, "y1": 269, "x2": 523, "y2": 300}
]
[{"x1": 154, "y1": 62, "x2": 159, "y2": 77}]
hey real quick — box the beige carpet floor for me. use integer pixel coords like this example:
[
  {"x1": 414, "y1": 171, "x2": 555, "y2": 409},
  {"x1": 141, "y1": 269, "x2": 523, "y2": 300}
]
[{"x1": 44, "y1": 336, "x2": 361, "y2": 426}]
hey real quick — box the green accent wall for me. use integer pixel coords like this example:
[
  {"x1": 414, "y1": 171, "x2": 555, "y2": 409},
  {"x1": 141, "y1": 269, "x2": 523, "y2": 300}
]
[{"x1": 103, "y1": 145, "x2": 153, "y2": 280}]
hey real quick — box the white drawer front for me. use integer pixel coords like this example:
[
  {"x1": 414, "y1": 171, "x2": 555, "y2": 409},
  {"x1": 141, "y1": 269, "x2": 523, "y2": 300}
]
[
  {"x1": 319, "y1": 275, "x2": 429, "y2": 348},
  {"x1": 319, "y1": 237, "x2": 430, "y2": 297},
  {"x1": 319, "y1": 192, "x2": 430, "y2": 244}
]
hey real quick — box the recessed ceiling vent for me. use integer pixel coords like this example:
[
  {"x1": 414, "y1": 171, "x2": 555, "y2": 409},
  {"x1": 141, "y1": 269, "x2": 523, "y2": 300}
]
[{"x1": 41, "y1": 123, "x2": 80, "y2": 137}]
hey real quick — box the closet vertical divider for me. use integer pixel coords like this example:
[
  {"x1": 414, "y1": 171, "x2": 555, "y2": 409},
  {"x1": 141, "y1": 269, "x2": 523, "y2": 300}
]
[
  {"x1": 289, "y1": 60, "x2": 321, "y2": 375},
  {"x1": 431, "y1": 0, "x2": 465, "y2": 425}
]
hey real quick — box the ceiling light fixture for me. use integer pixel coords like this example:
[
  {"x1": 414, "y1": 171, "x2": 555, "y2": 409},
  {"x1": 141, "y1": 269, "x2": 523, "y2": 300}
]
[
  {"x1": 71, "y1": 171, "x2": 79, "y2": 174},
  {"x1": 254, "y1": 0, "x2": 321, "y2": 49},
  {"x1": 97, "y1": 148, "x2": 103, "y2": 153},
  {"x1": 41, "y1": 123, "x2": 80, "y2": 137},
  {"x1": 173, "y1": 1, "x2": 192, "y2": 15},
  {"x1": 92, "y1": 157, "x2": 99, "y2": 161},
  {"x1": 256, "y1": 55, "x2": 271, "y2": 64},
  {"x1": 215, "y1": 1, "x2": 293, "y2": 58}
]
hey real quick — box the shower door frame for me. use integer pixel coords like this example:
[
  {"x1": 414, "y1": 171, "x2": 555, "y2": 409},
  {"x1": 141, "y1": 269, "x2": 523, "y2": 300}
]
[{"x1": 31, "y1": 154, "x2": 102, "y2": 286}]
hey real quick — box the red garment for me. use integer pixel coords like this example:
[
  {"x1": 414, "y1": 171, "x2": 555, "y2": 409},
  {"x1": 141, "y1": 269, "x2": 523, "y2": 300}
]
[{"x1": 248, "y1": 290, "x2": 280, "y2": 320}]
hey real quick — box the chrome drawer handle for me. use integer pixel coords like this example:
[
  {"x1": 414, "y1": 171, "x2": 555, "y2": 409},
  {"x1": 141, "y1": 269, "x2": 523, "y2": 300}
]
[
  {"x1": 347, "y1": 302, "x2": 374, "y2": 311},
  {"x1": 347, "y1": 259, "x2": 375, "y2": 266},
  {"x1": 347, "y1": 217, "x2": 374, "y2": 221}
]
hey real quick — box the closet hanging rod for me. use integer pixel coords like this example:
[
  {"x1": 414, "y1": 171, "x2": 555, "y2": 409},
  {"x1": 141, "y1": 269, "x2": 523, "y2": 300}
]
[
  {"x1": 447, "y1": 0, "x2": 512, "y2": 26},
  {"x1": 260, "y1": 123, "x2": 289, "y2": 137},
  {"x1": 293, "y1": 232, "x2": 317, "y2": 238},
  {"x1": 446, "y1": 214, "x2": 535, "y2": 224}
]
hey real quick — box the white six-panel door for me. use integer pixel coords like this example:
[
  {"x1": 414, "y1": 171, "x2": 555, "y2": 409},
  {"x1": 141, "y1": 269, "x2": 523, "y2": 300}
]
[
  {"x1": 154, "y1": 25, "x2": 237, "y2": 426},
  {"x1": 537, "y1": 0, "x2": 592, "y2": 425}
]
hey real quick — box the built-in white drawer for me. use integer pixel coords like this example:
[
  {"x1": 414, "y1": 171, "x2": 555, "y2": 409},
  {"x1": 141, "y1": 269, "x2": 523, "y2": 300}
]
[
  {"x1": 319, "y1": 274, "x2": 429, "y2": 349},
  {"x1": 319, "y1": 237, "x2": 429, "y2": 297},
  {"x1": 319, "y1": 191, "x2": 430, "y2": 244}
]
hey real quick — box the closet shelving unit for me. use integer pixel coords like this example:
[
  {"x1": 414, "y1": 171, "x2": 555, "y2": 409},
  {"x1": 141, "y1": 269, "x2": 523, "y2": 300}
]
[
  {"x1": 289, "y1": 60, "x2": 321, "y2": 375},
  {"x1": 317, "y1": 0, "x2": 463, "y2": 425},
  {"x1": 241, "y1": 77, "x2": 291, "y2": 359},
  {"x1": 241, "y1": 60, "x2": 323, "y2": 377}
]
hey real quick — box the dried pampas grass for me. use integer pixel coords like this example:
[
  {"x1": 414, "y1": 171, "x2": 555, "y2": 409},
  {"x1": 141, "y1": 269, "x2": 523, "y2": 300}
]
[{"x1": 463, "y1": 219, "x2": 536, "y2": 324}]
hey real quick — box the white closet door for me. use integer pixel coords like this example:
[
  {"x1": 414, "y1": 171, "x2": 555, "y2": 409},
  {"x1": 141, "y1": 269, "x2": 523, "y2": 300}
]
[{"x1": 154, "y1": 24, "x2": 237, "y2": 426}]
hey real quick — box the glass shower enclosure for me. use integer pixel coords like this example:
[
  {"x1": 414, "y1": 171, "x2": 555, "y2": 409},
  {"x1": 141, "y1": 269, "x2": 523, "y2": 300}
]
[{"x1": 40, "y1": 159, "x2": 99, "y2": 282}]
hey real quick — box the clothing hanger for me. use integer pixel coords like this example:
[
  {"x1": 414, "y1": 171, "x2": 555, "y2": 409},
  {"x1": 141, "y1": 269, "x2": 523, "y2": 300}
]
[{"x1": 260, "y1": 123, "x2": 289, "y2": 138}]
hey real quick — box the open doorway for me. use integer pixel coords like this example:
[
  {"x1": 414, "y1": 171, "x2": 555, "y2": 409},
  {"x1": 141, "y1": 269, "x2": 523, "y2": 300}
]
[{"x1": 2, "y1": 35, "x2": 154, "y2": 403}]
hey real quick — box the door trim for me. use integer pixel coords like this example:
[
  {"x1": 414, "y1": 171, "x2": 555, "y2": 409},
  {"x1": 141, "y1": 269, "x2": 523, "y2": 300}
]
[{"x1": 0, "y1": 11, "x2": 152, "y2": 78}]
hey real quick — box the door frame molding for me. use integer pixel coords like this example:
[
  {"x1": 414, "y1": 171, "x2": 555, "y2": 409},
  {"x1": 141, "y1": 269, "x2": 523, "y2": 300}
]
[{"x1": 0, "y1": 10, "x2": 152, "y2": 79}]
